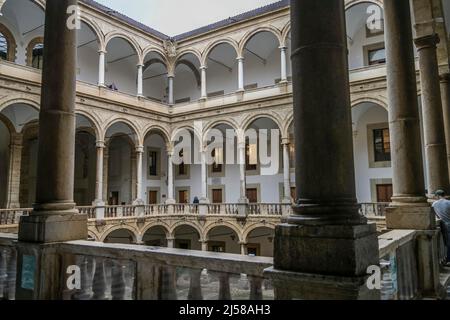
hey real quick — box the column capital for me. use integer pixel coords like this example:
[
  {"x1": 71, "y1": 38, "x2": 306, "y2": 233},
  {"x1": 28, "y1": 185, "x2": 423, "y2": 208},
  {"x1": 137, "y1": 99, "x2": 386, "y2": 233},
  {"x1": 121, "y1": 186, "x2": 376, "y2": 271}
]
[
  {"x1": 135, "y1": 145, "x2": 144, "y2": 153},
  {"x1": 279, "y1": 45, "x2": 288, "y2": 50},
  {"x1": 96, "y1": 140, "x2": 106, "y2": 148},
  {"x1": 98, "y1": 49, "x2": 107, "y2": 54},
  {"x1": 414, "y1": 33, "x2": 440, "y2": 51},
  {"x1": 199, "y1": 65, "x2": 207, "y2": 70},
  {"x1": 167, "y1": 73, "x2": 175, "y2": 79},
  {"x1": 137, "y1": 63, "x2": 144, "y2": 68},
  {"x1": 237, "y1": 56, "x2": 245, "y2": 61},
  {"x1": 281, "y1": 137, "x2": 290, "y2": 145},
  {"x1": 440, "y1": 73, "x2": 450, "y2": 83}
]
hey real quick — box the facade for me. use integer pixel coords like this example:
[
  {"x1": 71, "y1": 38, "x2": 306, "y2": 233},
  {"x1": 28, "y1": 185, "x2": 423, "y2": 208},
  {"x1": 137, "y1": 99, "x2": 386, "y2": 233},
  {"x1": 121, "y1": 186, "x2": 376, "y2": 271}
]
[{"x1": 0, "y1": 0, "x2": 449, "y2": 256}]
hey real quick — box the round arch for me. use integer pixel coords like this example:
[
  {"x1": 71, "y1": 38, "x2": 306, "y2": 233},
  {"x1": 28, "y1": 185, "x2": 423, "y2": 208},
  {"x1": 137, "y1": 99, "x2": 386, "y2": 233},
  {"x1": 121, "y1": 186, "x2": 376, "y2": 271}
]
[
  {"x1": 201, "y1": 38, "x2": 239, "y2": 66},
  {"x1": 142, "y1": 47, "x2": 168, "y2": 65},
  {"x1": 345, "y1": 0, "x2": 383, "y2": 10},
  {"x1": 351, "y1": 97, "x2": 388, "y2": 111},
  {"x1": 25, "y1": 36, "x2": 44, "y2": 67},
  {"x1": 241, "y1": 113, "x2": 283, "y2": 132},
  {"x1": 142, "y1": 124, "x2": 171, "y2": 145},
  {"x1": 0, "y1": 23, "x2": 17, "y2": 62},
  {"x1": 0, "y1": 97, "x2": 40, "y2": 114},
  {"x1": 80, "y1": 17, "x2": 104, "y2": 50},
  {"x1": 242, "y1": 223, "x2": 276, "y2": 243},
  {"x1": 170, "y1": 221, "x2": 203, "y2": 240},
  {"x1": 238, "y1": 27, "x2": 282, "y2": 57},
  {"x1": 175, "y1": 48, "x2": 202, "y2": 67},
  {"x1": 103, "y1": 118, "x2": 141, "y2": 145},
  {"x1": 75, "y1": 111, "x2": 101, "y2": 141},
  {"x1": 0, "y1": 112, "x2": 16, "y2": 134},
  {"x1": 104, "y1": 32, "x2": 142, "y2": 60},
  {"x1": 204, "y1": 222, "x2": 243, "y2": 243},
  {"x1": 142, "y1": 222, "x2": 171, "y2": 238},
  {"x1": 281, "y1": 22, "x2": 291, "y2": 47},
  {"x1": 100, "y1": 225, "x2": 138, "y2": 243},
  {"x1": 202, "y1": 119, "x2": 239, "y2": 145}
]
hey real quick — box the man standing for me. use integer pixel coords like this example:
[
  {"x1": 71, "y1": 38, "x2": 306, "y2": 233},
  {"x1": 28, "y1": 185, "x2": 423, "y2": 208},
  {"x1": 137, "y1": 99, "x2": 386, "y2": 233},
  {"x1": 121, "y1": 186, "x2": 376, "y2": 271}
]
[{"x1": 432, "y1": 190, "x2": 450, "y2": 263}]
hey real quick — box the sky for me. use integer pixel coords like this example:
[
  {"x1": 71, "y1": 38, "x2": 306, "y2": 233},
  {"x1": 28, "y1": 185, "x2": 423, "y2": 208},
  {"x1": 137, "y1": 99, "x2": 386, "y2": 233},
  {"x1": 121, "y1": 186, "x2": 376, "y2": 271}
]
[{"x1": 95, "y1": 0, "x2": 279, "y2": 36}]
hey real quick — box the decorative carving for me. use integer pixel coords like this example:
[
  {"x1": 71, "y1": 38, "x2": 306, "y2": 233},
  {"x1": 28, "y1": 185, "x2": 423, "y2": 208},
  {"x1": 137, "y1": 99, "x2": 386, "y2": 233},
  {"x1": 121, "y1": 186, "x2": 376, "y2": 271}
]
[{"x1": 163, "y1": 40, "x2": 177, "y2": 58}]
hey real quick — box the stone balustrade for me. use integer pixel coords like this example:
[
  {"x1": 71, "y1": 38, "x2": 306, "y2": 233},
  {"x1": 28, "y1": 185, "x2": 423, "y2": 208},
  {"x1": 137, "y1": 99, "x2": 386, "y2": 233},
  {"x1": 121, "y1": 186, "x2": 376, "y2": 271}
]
[
  {"x1": 360, "y1": 203, "x2": 390, "y2": 217},
  {"x1": 0, "y1": 228, "x2": 448, "y2": 300}
]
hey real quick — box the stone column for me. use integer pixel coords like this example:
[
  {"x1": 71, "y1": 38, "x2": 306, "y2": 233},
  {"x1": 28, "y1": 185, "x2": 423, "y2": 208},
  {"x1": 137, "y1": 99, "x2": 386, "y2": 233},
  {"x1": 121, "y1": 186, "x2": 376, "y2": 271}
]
[
  {"x1": 240, "y1": 242, "x2": 247, "y2": 256},
  {"x1": 237, "y1": 57, "x2": 244, "y2": 92},
  {"x1": 5, "y1": 133, "x2": 23, "y2": 208},
  {"x1": 167, "y1": 237, "x2": 175, "y2": 249},
  {"x1": 440, "y1": 73, "x2": 450, "y2": 179},
  {"x1": 384, "y1": 0, "x2": 433, "y2": 229},
  {"x1": 133, "y1": 146, "x2": 144, "y2": 205},
  {"x1": 414, "y1": 34, "x2": 450, "y2": 197},
  {"x1": 18, "y1": 0, "x2": 87, "y2": 243},
  {"x1": 137, "y1": 64, "x2": 143, "y2": 97},
  {"x1": 102, "y1": 147, "x2": 109, "y2": 203},
  {"x1": 280, "y1": 46, "x2": 288, "y2": 83},
  {"x1": 98, "y1": 50, "x2": 106, "y2": 87},
  {"x1": 200, "y1": 66, "x2": 207, "y2": 100},
  {"x1": 168, "y1": 75, "x2": 174, "y2": 105},
  {"x1": 282, "y1": 139, "x2": 291, "y2": 203},
  {"x1": 200, "y1": 241, "x2": 208, "y2": 252},
  {"x1": 264, "y1": 0, "x2": 379, "y2": 300},
  {"x1": 93, "y1": 141, "x2": 105, "y2": 219},
  {"x1": 166, "y1": 148, "x2": 175, "y2": 204},
  {"x1": 238, "y1": 141, "x2": 247, "y2": 202},
  {"x1": 384, "y1": 0, "x2": 441, "y2": 298}
]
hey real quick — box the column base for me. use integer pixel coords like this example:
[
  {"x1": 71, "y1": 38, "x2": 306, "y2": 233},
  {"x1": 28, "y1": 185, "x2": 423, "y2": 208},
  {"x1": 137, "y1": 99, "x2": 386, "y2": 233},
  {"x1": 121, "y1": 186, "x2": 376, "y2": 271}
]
[
  {"x1": 18, "y1": 212, "x2": 88, "y2": 243},
  {"x1": 273, "y1": 223, "x2": 379, "y2": 276},
  {"x1": 165, "y1": 198, "x2": 176, "y2": 205},
  {"x1": 264, "y1": 267, "x2": 379, "y2": 300},
  {"x1": 385, "y1": 205, "x2": 435, "y2": 230}
]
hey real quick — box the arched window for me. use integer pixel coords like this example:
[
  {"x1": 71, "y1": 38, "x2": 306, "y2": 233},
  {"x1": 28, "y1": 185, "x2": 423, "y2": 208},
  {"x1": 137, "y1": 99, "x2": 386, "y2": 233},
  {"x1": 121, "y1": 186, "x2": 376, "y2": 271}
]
[
  {"x1": 0, "y1": 32, "x2": 8, "y2": 60},
  {"x1": 0, "y1": 24, "x2": 16, "y2": 62},
  {"x1": 31, "y1": 43, "x2": 43, "y2": 69}
]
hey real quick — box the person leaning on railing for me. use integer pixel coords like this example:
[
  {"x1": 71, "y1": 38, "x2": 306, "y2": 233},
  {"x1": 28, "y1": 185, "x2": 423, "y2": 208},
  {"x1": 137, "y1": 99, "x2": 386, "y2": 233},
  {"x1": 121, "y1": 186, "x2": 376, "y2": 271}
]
[{"x1": 432, "y1": 190, "x2": 450, "y2": 263}]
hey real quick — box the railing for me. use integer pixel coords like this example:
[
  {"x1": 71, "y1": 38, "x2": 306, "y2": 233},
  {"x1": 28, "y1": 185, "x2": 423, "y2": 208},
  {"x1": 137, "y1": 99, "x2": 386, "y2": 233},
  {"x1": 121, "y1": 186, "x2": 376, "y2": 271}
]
[
  {"x1": 144, "y1": 204, "x2": 168, "y2": 216},
  {"x1": 77, "y1": 206, "x2": 96, "y2": 219},
  {"x1": 104, "y1": 205, "x2": 137, "y2": 218},
  {"x1": 248, "y1": 203, "x2": 290, "y2": 216},
  {"x1": 208, "y1": 204, "x2": 239, "y2": 215},
  {"x1": 0, "y1": 208, "x2": 32, "y2": 225},
  {"x1": 360, "y1": 203, "x2": 389, "y2": 217}
]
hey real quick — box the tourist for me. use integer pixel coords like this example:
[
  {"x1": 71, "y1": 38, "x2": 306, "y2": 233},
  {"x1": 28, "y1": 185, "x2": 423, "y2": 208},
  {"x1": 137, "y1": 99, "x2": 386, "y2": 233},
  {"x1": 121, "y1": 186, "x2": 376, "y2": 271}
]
[{"x1": 432, "y1": 190, "x2": 450, "y2": 263}]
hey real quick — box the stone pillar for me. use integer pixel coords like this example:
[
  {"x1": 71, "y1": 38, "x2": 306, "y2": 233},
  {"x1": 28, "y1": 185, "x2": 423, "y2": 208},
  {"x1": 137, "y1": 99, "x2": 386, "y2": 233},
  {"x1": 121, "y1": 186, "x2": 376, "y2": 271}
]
[
  {"x1": 414, "y1": 34, "x2": 450, "y2": 197},
  {"x1": 166, "y1": 148, "x2": 175, "y2": 204},
  {"x1": 282, "y1": 139, "x2": 291, "y2": 203},
  {"x1": 18, "y1": 0, "x2": 87, "y2": 243},
  {"x1": 5, "y1": 133, "x2": 23, "y2": 208},
  {"x1": 384, "y1": 0, "x2": 441, "y2": 298},
  {"x1": 238, "y1": 141, "x2": 247, "y2": 202},
  {"x1": 133, "y1": 146, "x2": 144, "y2": 205},
  {"x1": 102, "y1": 147, "x2": 109, "y2": 203},
  {"x1": 167, "y1": 237, "x2": 175, "y2": 249},
  {"x1": 264, "y1": 0, "x2": 379, "y2": 300},
  {"x1": 240, "y1": 242, "x2": 247, "y2": 256},
  {"x1": 200, "y1": 66, "x2": 207, "y2": 100},
  {"x1": 384, "y1": 0, "x2": 433, "y2": 229},
  {"x1": 16, "y1": 0, "x2": 87, "y2": 300},
  {"x1": 93, "y1": 141, "x2": 105, "y2": 220},
  {"x1": 98, "y1": 50, "x2": 106, "y2": 87},
  {"x1": 137, "y1": 64, "x2": 143, "y2": 97},
  {"x1": 440, "y1": 73, "x2": 450, "y2": 179},
  {"x1": 200, "y1": 241, "x2": 208, "y2": 252},
  {"x1": 200, "y1": 150, "x2": 208, "y2": 202},
  {"x1": 168, "y1": 75, "x2": 174, "y2": 105},
  {"x1": 280, "y1": 46, "x2": 288, "y2": 83},
  {"x1": 237, "y1": 57, "x2": 244, "y2": 92}
]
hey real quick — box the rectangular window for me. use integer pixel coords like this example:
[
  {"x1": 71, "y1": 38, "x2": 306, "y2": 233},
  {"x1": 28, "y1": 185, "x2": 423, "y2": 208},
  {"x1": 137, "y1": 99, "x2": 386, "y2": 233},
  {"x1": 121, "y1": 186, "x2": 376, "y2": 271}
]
[
  {"x1": 246, "y1": 143, "x2": 257, "y2": 171},
  {"x1": 148, "y1": 150, "x2": 158, "y2": 176},
  {"x1": 32, "y1": 44, "x2": 44, "y2": 69},
  {"x1": 368, "y1": 47, "x2": 386, "y2": 65},
  {"x1": 212, "y1": 148, "x2": 223, "y2": 173},
  {"x1": 178, "y1": 150, "x2": 186, "y2": 176},
  {"x1": 373, "y1": 128, "x2": 391, "y2": 162}
]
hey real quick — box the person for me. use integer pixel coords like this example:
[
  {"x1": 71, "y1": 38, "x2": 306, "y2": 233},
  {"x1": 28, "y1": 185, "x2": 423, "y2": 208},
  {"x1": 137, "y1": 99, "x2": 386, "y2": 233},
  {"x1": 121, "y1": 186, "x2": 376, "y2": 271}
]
[
  {"x1": 432, "y1": 190, "x2": 450, "y2": 263},
  {"x1": 193, "y1": 196, "x2": 199, "y2": 213}
]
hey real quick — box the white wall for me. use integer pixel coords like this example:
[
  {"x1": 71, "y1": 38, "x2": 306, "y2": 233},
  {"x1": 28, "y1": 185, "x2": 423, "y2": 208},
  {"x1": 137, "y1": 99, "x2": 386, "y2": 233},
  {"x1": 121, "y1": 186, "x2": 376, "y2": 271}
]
[
  {"x1": 353, "y1": 104, "x2": 392, "y2": 202},
  {"x1": 108, "y1": 137, "x2": 132, "y2": 204},
  {"x1": 141, "y1": 134, "x2": 168, "y2": 203}
]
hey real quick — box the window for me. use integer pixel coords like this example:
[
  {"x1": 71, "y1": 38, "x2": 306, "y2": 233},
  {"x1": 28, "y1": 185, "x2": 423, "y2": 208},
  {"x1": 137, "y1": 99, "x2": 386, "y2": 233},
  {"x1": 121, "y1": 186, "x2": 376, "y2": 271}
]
[
  {"x1": 32, "y1": 44, "x2": 44, "y2": 69},
  {"x1": 148, "y1": 150, "x2": 158, "y2": 176},
  {"x1": 246, "y1": 188, "x2": 258, "y2": 203},
  {"x1": 246, "y1": 142, "x2": 257, "y2": 171},
  {"x1": 368, "y1": 47, "x2": 386, "y2": 65},
  {"x1": 212, "y1": 148, "x2": 223, "y2": 173},
  {"x1": 178, "y1": 150, "x2": 186, "y2": 176},
  {"x1": 178, "y1": 190, "x2": 188, "y2": 204},
  {"x1": 373, "y1": 128, "x2": 391, "y2": 162},
  {"x1": 0, "y1": 32, "x2": 7, "y2": 60}
]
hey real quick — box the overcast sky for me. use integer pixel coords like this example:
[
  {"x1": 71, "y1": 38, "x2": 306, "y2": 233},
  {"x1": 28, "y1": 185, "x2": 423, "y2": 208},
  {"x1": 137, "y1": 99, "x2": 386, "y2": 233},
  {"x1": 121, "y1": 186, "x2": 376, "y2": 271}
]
[{"x1": 96, "y1": 0, "x2": 279, "y2": 36}]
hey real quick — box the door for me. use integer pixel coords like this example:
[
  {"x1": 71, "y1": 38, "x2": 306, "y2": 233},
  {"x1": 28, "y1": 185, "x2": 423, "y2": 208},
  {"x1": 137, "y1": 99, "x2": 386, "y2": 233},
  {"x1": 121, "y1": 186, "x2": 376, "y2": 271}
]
[
  {"x1": 178, "y1": 190, "x2": 188, "y2": 204},
  {"x1": 109, "y1": 191, "x2": 119, "y2": 205},
  {"x1": 148, "y1": 191, "x2": 158, "y2": 204},
  {"x1": 246, "y1": 188, "x2": 258, "y2": 203},
  {"x1": 376, "y1": 184, "x2": 393, "y2": 203},
  {"x1": 247, "y1": 244, "x2": 261, "y2": 256},
  {"x1": 212, "y1": 189, "x2": 223, "y2": 203}
]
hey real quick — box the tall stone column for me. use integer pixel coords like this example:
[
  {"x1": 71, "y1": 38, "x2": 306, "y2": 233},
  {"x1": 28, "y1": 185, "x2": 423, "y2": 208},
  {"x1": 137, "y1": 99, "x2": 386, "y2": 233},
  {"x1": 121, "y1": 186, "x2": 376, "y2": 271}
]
[
  {"x1": 102, "y1": 147, "x2": 109, "y2": 203},
  {"x1": 166, "y1": 148, "x2": 175, "y2": 204},
  {"x1": 440, "y1": 73, "x2": 450, "y2": 179},
  {"x1": 200, "y1": 66, "x2": 207, "y2": 100},
  {"x1": 16, "y1": 0, "x2": 87, "y2": 300},
  {"x1": 264, "y1": 0, "x2": 379, "y2": 300},
  {"x1": 5, "y1": 133, "x2": 23, "y2": 208},
  {"x1": 280, "y1": 46, "x2": 288, "y2": 83},
  {"x1": 237, "y1": 57, "x2": 244, "y2": 92},
  {"x1": 98, "y1": 50, "x2": 106, "y2": 87},
  {"x1": 168, "y1": 75, "x2": 174, "y2": 105},
  {"x1": 18, "y1": 0, "x2": 87, "y2": 243},
  {"x1": 133, "y1": 146, "x2": 144, "y2": 205},
  {"x1": 385, "y1": 0, "x2": 440, "y2": 298},
  {"x1": 137, "y1": 64, "x2": 143, "y2": 97},
  {"x1": 414, "y1": 34, "x2": 450, "y2": 197},
  {"x1": 93, "y1": 141, "x2": 105, "y2": 219},
  {"x1": 282, "y1": 139, "x2": 291, "y2": 203},
  {"x1": 238, "y1": 141, "x2": 247, "y2": 202}
]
